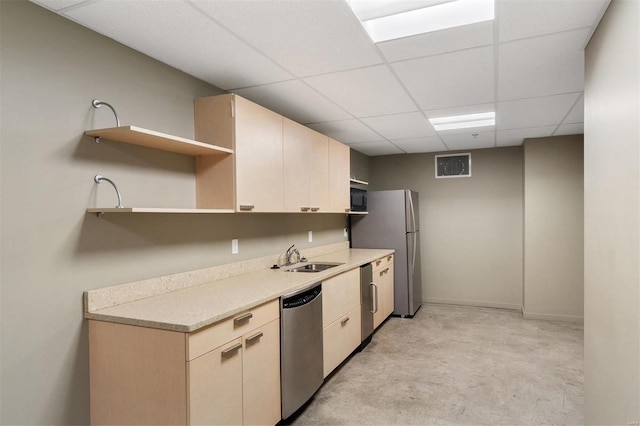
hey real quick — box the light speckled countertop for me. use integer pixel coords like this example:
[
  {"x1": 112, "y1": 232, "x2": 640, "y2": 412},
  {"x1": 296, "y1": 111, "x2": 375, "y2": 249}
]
[{"x1": 85, "y1": 248, "x2": 393, "y2": 333}]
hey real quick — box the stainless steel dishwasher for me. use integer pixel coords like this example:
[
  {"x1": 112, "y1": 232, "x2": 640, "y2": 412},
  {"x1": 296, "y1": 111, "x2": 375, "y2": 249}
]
[{"x1": 280, "y1": 283, "x2": 323, "y2": 420}]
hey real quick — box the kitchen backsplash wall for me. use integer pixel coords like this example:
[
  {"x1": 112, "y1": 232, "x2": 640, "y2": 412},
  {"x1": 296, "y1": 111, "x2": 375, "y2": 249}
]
[
  {"x1": 0, "y1": 2, "x2": 346, "y2": 425},
  {"x1": 369, "y1": 147, "x2": 525, "y2": 311}
]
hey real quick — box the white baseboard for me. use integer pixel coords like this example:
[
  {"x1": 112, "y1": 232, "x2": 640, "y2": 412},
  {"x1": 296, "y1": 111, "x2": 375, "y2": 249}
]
[
  {"x1": 423, "y1": 297, "x2": 522, "y2": 312},
  {"x1": 522, "y1": 308, "x2": 584, "y2": 324}
]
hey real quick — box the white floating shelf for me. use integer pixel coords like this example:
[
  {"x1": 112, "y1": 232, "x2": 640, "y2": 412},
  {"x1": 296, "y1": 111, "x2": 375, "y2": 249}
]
[
  {"x1": 87, "y1": 207, "x2": 235, "y2": 215},
  {"x1": 349, "y1": 178, "x2": 369, "y2": 185},
  {"x1": 85, "y1": 126, "x2": 233, "y2": 156},
  {"x1": 347, "y1": 211, "x2": 369, "y2": 215}
]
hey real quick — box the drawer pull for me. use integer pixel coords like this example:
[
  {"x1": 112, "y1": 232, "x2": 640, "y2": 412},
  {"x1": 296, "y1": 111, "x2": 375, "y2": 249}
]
[
  {"x1": 239, "y1": 204, "x2": 255, "y2": 211},
  {"x1": 341, "y1": 317, "x2": 350, "y2": 326},
  {"x1": 301, "y1": 206, "x2": 310, "y2": 212},
  {"x1": 375, "y1": 260, "x2": 382, "y2": 266},
  {"x1": 387, "y1": 255, "x2": 392, "y2": 261},
  {"x1": 221, "y1": 343, "x2": 242, "y2": 358},
  {"x1": 234, "y1": 312, "x2": 253, "y2": 325},
  {"x1": 310, "y1": 207, "x2": 320, "y2": 212},
  {"x1": 245, "y1": 331, "x2": 264, "y2": 344}
]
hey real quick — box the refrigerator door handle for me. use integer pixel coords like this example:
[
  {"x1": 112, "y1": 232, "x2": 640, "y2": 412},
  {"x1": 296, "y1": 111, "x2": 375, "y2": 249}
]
[{"x1": 407, "y1": 191, "x2": 417, "y2": 232}]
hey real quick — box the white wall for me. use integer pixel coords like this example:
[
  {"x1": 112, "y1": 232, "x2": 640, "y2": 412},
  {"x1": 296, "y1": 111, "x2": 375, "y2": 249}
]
[
  {"x1": 584, "y1": 0, "x2": 640, "y2": 423},
  {"x1": 370, "y1": 147, "x2": 524, "y2": 310},
  {"x1": 0, "y1": 2, "x2": 346, "y2": 424},
  {"x1": 523, "y1": 135, "x2": 584, "y2": 322}
]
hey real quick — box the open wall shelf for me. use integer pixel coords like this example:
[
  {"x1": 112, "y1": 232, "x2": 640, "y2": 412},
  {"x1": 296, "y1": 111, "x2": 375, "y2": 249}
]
[
  {"x1": 85, "y1": 126, "x2": 233, "y2": 156},
  {"x1": 87, "y1": 207, "x2": 235, "y2": 216}
]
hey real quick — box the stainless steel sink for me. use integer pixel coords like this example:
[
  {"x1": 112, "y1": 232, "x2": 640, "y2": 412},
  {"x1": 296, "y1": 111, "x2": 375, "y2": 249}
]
[{"x1": 285, "y1": 262, "x2": 343, "y2": 273}]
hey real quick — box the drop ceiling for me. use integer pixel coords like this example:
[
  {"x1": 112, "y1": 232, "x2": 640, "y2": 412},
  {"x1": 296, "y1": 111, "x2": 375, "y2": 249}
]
[{"x1": 31, "y1": 0, "x2": 609, "y2": 156}]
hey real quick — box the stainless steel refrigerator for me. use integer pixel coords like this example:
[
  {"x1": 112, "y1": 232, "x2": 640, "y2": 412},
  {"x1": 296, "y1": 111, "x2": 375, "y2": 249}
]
[{"x1": 351, "y1": 189, "x2": 422, "y2": 317}]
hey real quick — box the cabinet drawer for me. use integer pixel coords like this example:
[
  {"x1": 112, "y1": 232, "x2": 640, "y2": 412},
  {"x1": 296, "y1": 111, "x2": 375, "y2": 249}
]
[
  {"x1": 373, "y1": 254, "x2": 393, "y2": 272},
  {"x1": 322, "y1": 269, "x2": 360, "y2": 328},
  {"x1": 323, "y1": 305, "x2": 362, "y2": 378},
  {"x1": 188, "y1": 299, "x2": 279, "y2": 360}
]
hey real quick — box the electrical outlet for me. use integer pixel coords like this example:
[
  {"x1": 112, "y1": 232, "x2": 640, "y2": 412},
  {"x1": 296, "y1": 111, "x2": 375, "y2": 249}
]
[
  {"x1": 308, "y1": 231, "x2": 313, "y2": 243},
  {"x1": 231, "y1": 239, "x2": 238, "y2": 255}
]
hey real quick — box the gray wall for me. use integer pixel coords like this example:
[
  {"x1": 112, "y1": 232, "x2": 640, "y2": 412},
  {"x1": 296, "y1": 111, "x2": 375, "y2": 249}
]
[
  {"x1": 584, "y1": 0, "x2": 639, "y2": 423},
  {"x1": 369, "y1": 147, "x2": 524, "y2": 310},
  {"x1": 523, "y1": 135, "x2": 584, "y2": 322},
  {"x1": 0, "y1": 2, "x2": 345, "y2": 424}
]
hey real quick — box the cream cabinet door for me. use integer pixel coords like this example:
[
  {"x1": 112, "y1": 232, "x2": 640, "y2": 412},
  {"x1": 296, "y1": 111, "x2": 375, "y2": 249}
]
[
  {"x1": 308, "y1": 129, "x2": 330, "y2": 212},
  {"x1": 188, "y1": 338, "x2": 243, "y2": 425},
  {"x1": 283, "y1": 120, "x2": 330, "y2": 213},
  {"x1": 323, "y1": 306, "x2": 362, "y2": 378},
  {"x1": 234, "y1": 96, "x2": 284, "y2": 212},
  {"x1": 242, "y1": 319, "x2": 281, "y2": 426},
  {"x1": 373, "y1": 259, "x2": 394, "y2": 329},
  {"x1": 283, "y1": 119, "x2": 310, "y2": 212},
  {"x1": 322, "y1": 268, "x2": 360, "y2": 328},
  {"x1": 328, "y1": 138, "x2": 350, "y2": 213}
]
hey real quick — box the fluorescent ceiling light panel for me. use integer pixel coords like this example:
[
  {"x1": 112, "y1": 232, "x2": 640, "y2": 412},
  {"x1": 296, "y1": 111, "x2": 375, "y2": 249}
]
[
  {"x1": 429, "y1": 112, "x2": 495, "y2": 131},
  {"x1": 347, "y1": 0, "x2": 495, "y2": 43}
]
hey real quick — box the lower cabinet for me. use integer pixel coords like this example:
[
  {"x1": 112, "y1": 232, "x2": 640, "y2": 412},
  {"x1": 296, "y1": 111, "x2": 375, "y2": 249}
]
[
  {"x1": 373, "y1": 254, "x2": 395, "y2": 329},
  {"x1": 188, "y1": 319, "x2": 280, "y2": 425},
  {"x1": 321, "y1": 268, "x2": 361, "y2": 377},
  {"x1": 88, "y1": 299, "x2": 281, "y2": 426}
]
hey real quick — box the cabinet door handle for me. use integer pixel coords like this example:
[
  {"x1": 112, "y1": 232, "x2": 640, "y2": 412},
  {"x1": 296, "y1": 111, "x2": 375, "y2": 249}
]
[
  {"x1": 341, "y1": 317, "x2": 350, "y2": 326},
  {"x1": 221, "y1": 343, "x2": 242, "y2": 358},
  {"x1": 371, "y1": 282, "x2": 379, "y2": 313},
  {"x1": 239, "y1": 204, "x2": 255, "y2": 211},
  {"x1": 310, "y1": 207, "x2": 320, "y2": 212},
  {"x1": 234, "y1": 312, "x2": 253, "y2": 325},
  {"x1": 301, "y1": 206, "x2": 310, "y2": 212},
  {"x1": 245, "y1": 331, "x2": 263, "y2": 344}
]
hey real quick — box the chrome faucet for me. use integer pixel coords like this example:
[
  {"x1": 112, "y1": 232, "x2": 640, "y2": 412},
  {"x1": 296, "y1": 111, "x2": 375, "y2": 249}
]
[{"x1": 285, "y1": 244, "x2": 306, "y2": 266}]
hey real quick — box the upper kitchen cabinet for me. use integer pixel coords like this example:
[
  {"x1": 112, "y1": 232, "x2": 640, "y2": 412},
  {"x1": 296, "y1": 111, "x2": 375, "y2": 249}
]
[
  {"x1": 283, "y1": 119, "x2": 330, "y2": 213},
  {"x1": 195, "y1": 94, "x2": 284, "y2": 212},
  {"x1": 329, "y1": 138, "x2": 350, "y2": 213}
]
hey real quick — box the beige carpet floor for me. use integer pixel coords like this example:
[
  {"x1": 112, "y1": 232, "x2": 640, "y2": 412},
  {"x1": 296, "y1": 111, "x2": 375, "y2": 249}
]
[{"x1": 289, "y1": 303, "x2": 583, "y2": 425}]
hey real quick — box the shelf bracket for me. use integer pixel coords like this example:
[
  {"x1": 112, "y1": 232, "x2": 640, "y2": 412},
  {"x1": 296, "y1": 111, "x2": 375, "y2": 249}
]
[
  {"x1": 94, "y1": 175, "x2": 124, "y2": 209},
  {"x1": 92, "y1": 99, "x2": 120, "y2": 142}
]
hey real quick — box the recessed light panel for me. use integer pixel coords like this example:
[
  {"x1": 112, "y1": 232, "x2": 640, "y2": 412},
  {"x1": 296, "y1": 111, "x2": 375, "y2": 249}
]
[
  {"x1": 429, "y1": 112, "x2": 495, "y2": 131},
  {"x1": 347, "y1": 0, "x2": 495, "y2": 43}
]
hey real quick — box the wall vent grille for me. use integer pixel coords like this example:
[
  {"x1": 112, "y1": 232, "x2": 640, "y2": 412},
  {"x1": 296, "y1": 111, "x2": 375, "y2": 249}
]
[{"x1": 435, "y1": 153, "x2": 471, "y2": 178}]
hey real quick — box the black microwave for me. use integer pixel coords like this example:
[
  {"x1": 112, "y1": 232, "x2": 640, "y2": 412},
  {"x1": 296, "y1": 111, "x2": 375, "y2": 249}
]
[{"x1": 350, "y1": 188, "x2": 367, "y2": 212}]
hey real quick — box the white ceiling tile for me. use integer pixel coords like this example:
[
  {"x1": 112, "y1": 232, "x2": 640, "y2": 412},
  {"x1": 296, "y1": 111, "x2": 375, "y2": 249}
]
[
  {"x1": 498, "y1": 0, "x2": 610, "y2": 42},
  {"x1": 348, "y1": 141, "x2": 405, "y2": 156},
  {"x1": 554, "y1": 123, "x2": 584, "y2": 136},
  {"x1": 392, "y1": 46, "x2": 494, "y2": 111},
  {"x1": 234, "y1": 81, "x2": 352, "y2": 124},
  {"x1": 64, "y1": 0, "x2": 292, "y2": 90},
  {"x1": 360, "y1": 112, "x2": 436, "y2": 140},
  {"x1": 191, "y1": 0, "x2": 382, "y2": 77},
  {"x1": 391, "y1": 136, "x2": 447, "y2": 153},
  {"x1": 378, "y1": 21, "x2": 494, "y2": 62},
  {"x1": 304, "y1": 65, "x2": 417, "y2": 117},
  {"x1": 498, "y1": 93, "x2": 581, "y2": 130},
  {"x1": 499, "y1": 29, "x2": 588, "y2": 101},
  {"x1": 563, "y1": 94, "x2": 584, "y2": 123},
  {"x1": 440, "y1": 131, "x2": 496, "y2": 150},
  {"x1": 306, "y1": 120, "x2": 382, "y2": 144},
  {"x1": 29, "y1": 0, "x2": 88, "y2": 11},
  {"x1": 497, "y1": 126, "x2": 557, "y2": 147}
]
